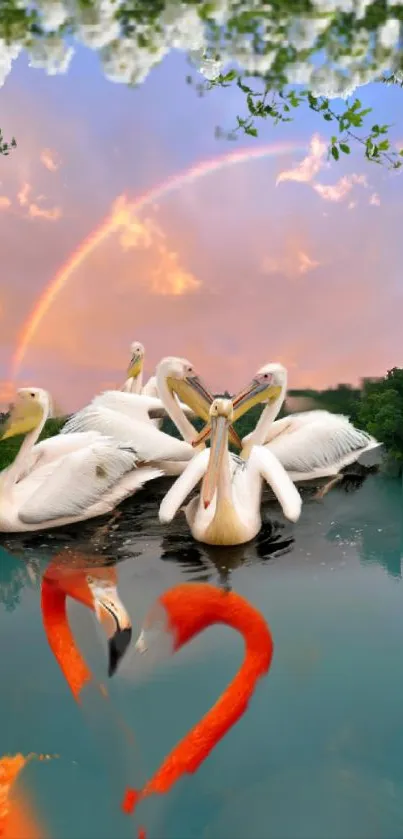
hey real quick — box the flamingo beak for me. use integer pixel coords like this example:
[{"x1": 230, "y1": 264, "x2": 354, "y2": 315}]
[
  {"x1": 232, "y1": 379, "x2": 282, "y2": 420},
  {"x1": 87, "y1": 578, "x2": 132, "y2": 676},
  {"x1": 202, "y1": 414, "x2": 228, "y2": 508}
]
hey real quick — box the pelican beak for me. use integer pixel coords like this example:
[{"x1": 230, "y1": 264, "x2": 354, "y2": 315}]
[
  {"x1": 202, "y1": 414, "x2": 228, "y2": 509},
  {"x1": 168, "y1": 372, "x2": 214, "y2": 423},
  {"x1": 232, "y1": 379, "x2": 283, "y2": 421},
  {"x1": 192, "y1": 421, "x2": 242, "y2": 450},
  {"x1": 168, "y1": 374, "x2": 242, "y2": 450},
  {"x1": 127, "y1": 353, "x2": 143, "y2": 380},
  {"x1": 0, "y1": 399, "x2": 43, "y2": 440},
  {"x1": 87, "y1": 577, "x2": 132, "y2": 677}
]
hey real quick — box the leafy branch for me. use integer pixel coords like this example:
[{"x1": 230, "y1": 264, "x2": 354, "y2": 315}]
[
  {"x1": 0, "y1": 129, "x2": 16, "y2": 156},
  {"x1": 192, "y1": 71, "x2": 403, "y2": 169}
]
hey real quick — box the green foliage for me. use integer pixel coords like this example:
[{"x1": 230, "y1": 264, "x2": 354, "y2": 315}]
[
  {"x1": 0, "y1": 416, "x2": 65, "y2": 470},
  {"x1": 356, "y1": 368, "x2": 403, "y2": 462},
  {"x1": 1, "y1": 1, "x2": 403, "y2": 167},
  {"x1": 0, "y1": 128, "x2": 16, "y2": 156},
  {"x1": 287, "y1": 384, "x2": 362, "y2": 422}
]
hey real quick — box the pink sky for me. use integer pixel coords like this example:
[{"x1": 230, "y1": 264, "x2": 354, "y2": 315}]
[{"x1": 1, "y1": 57, "x2": 402, "y2": 411}]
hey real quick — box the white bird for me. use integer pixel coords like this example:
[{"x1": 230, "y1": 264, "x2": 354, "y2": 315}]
[
  {"x1": 62, "y1": 357, "x2": 236, "y2": 476},
  {"x1": 3, "y1": 342, "x2": 167, "y2": 482},
  {"x1": 230, "y1": 362, "x2": 383, "y2": 491},
  {"x1": 94, "y1": 343, "x2": 197, "y2": 430},
  {"x1": 0, "y1": 388, "x2": 163, "y2": 532},
  {"x1": 121, "y1": 341, "x2": 155, "y2": 395},
  {"x1": 120, "y1": 341, "x2": 172, "y2": 429},
  {"x1": 159, "y1": 397, "x2": 302, "y2": 546}
]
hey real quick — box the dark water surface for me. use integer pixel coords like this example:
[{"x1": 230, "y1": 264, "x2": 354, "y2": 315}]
[{"x1": 1, "y1": 473, "x2": 403, "y2": 839}]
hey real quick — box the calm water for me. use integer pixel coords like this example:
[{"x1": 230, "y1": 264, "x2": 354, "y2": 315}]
[{"x1": 1, "y1": 473, "x2": 403, "y2": 839}]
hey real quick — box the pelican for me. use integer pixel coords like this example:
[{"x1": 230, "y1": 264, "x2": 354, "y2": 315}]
[
  {"x1": 159, "y1": 398, "x2": 302, "y2": 546},
  {"x1": 101, "y1": 342, "x2": 196, "y2": 431},
  {"x1": 0, "y1": 388, "x2": 163, "y2": 532},
  {"x1": 121, "y1": 341, "x2": 155, "y2": 394},
  {"x1": 230, "y1": 362, "x2": 383, "y2": 493},
  {"x1": 62, "y1": 357, "x2": 241, "y2": 476}
]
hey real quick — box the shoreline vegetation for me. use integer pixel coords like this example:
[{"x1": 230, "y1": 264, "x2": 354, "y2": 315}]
[{"x1": 0, "y1": 366, "x2": 402, "y2": 473}]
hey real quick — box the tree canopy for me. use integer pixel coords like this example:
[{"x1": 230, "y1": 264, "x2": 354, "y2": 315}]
[
  {"x1": 356, "y1": 368, "x2": 403, "y2": 462},
  {"x1": 1, "y1": 1, "x2": 403, "y2": 165}
]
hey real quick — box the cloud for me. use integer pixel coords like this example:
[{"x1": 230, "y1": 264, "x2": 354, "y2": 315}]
[
  {"x1": 17, "y1": 182, "x2": 31, "y2": 207},
  {"x1": 27, "y1": 202, "x2": 62, "y2": 221},
  {"x1": 276, "y1": 133, "x2": 327, "y2": 185},
  {"x1": 313, "y1": 173, "x2": 367, "y2": 202},
  {"x1": 40, "y1": 148, "x2": 60, "y2": 172},
  {"x1": 261, "y1": 247, "x2": 320, "y2": 279},
  {"x1": 0, "y1": 196, "x2": 11, "y2": 210},
  {"x1": 369, "y1": 192, "x2": 381, "y2": 206},
  {"x1": 110, "y1": 195, "x2": 201, "y2": 296},
  {"x1": 348, "y1": 201, "x2": 357, "y2": 210}
]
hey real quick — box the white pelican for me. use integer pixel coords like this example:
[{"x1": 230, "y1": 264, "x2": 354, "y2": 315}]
[
  {"x1": 121, "y1": 341, "x2": 150, "y2": 394},
  {"x1": 120, "y1": 341, "x2": 168, "y2": 429},
  {"x1": 62, "y1": 357, "x2": 241, "y2": 476},
  {"x1": 159, "y1": 398, "x2": 302, "y2": 546},
  {"x1": 102, "y1": 342, "x2": 196, "y2": 431},
  {"x1": 0, "y1": 388, "x2": 163, "y2": 532},
  {"x1": 230, "y1": 362, "x2": 383, "y2": 492}
]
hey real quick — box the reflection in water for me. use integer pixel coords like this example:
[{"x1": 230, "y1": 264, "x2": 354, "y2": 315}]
[
  {"x1": 0, "y1": 548, "x2": 41, "y2": 612},
  {"x1": 1, "y1": 473, "x2": 403, "y2": 838},
  {"x1": 326, "y1": 475, "x2": 403, "y2": 580}
]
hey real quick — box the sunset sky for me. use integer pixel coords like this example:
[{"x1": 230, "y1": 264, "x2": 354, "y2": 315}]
[{"x1": 1, "y1": 46, "x2": 403, "y2": 411}]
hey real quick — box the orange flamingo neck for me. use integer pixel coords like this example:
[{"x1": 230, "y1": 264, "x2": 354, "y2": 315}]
[
  {"x1": 41, "y1": 576, "x2": 92, "y2": 701},
  {"x1": 123, "y1": 583, "x2": 273, "y2": 813}
]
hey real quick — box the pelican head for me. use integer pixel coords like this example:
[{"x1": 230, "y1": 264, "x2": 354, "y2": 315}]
[
  {"x1": 232, "y1": 362, "x2": 287, "y2": 420},
  {"x1": 202, "y1": 398, "x2": 233, "y2": 509},
  {"x1": 126, "y1": 341, "x2": 145, "y2": 380},
  {"x1": 158, "y1": 356, "x2": 215, "y2": 423},
  {"x1": 0, "y1": 387, "x2": 49, "y2": 440}
]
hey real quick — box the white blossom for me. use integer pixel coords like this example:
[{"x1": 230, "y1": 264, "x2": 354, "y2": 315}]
[
  {"x1": 0, "y1": 39, "x2": 22, "y2": 87},
  {"x1": 100, "y1": 37, "x2": 168, "y2": 86},
  {"x1": 378, "y1": 18, "x2": 401, "y2": 49},
  {"x1": 0, "y1": 0, "x2": 401, "y2": 105},
  {"x1": 26, "y1": 34, "x2": 74, "y2": 75}
]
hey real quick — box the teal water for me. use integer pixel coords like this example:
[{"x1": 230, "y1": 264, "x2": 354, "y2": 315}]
[{"x1": 1, "y1": 473, "x2": 403, "y2": 839}]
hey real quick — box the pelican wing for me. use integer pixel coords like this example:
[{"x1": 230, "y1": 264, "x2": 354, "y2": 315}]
[
  {"x1": 93, "y1": 387, "x2": 195, "y2": 421},
  {"x1": 159, "y1": 449, "x2": 210, "y2": 524},
  {"x1": 61, "y1": 405, "x2": 194, "y2": 463},
  {"x1": 266, "y1": 414, "x2": 374, "y2": 473},
  {"x1": 250, "y1": 446, "x2": 302, "y2": 523},
  {"x1": 92, "y1": 391, "x2": 166, "y2": 421},
  {"x1": 19, "y1": 441, "x2": 139, "y2": 524},
  {"x1": 14, "y1": 431, "x2": 106, "y2": 481}
]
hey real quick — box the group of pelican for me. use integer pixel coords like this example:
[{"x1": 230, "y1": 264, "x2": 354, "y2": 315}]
[{"x1": 0, "y1": 341, "x2": 382, "y2": 545}]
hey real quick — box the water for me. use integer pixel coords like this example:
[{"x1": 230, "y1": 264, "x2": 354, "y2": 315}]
[{"x1": 1, "y1": 473, "x2": 403, "y2": 839}]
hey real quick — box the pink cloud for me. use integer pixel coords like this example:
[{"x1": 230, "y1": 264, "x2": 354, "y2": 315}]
[
  {"x1": 313, "y1": 173, "x2": 367, "y2": 202},
  {"x1": 369, "y1": 192, "x2": 381, "y2": 206},
  {"x1": 17, "y1": 182, "x2": 31, "y2": 207},
  {"x1": 0, "y1": 196, "x2": 11, "y2": 211},
  {"x1": 40, "y1": 148, "x2": 60, "y2": 172},
  {"x1": 27, "y1": 203, "x2": 62, "y2": 221},
  {"x1": 276, "y1": 133, "x2": 327, "y2": 186}
]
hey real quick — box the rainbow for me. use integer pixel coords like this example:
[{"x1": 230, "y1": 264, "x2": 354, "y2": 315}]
[{"x1": 11, "y1": 140, "x2": 305, "y2": 379}]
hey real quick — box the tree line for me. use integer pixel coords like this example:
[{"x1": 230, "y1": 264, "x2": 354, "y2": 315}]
[{"x1": 2, "y1": 366, "x2": 402, "y2": 468}]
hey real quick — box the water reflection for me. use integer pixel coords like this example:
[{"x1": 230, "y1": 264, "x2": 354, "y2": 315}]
[{"x1": 325, "y1": 475, "x2": 403, "y2": 580}]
